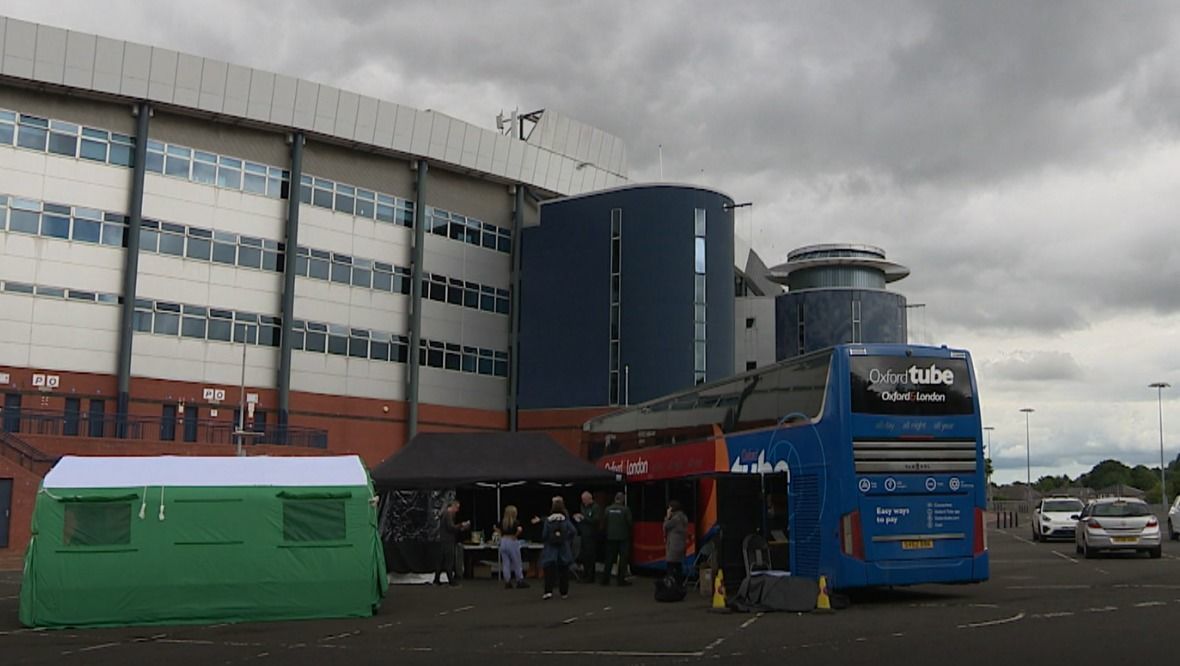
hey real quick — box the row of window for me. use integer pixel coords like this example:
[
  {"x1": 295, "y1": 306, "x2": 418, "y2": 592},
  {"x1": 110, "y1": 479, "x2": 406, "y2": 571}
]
[
  {"x1": 0, "y1": 279, "x2": 510, "y2": 379},
  {"x1": 608, "y1": 208, "x2": 623, "y2": 405},
  {"x1": 693, "y1": 208, "x2": 707, "y2": 385},
  {"x1": 295, "y1": 174, "x2": 511, "y2": 254},
  {"x1": 0, "y1": 195, "x2": 512, "y2": 316},
  {"x1": 145, "y1": 139, "x2": 288, "y2": 199},
  {"x1": 0, "y1": 107, "x2": 512, "y2": 256}
]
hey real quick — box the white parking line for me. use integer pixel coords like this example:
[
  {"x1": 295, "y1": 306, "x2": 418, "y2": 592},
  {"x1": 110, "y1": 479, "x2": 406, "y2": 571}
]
[
  {"x1": 1134, "y1": 601, "x2": 1167, "y2": 608},
  {"x1": 1050, "y1": 551, "x2": 1078, "y2": 564},
  {"x1": 1085, "y1": 606, "x2": 1118, "y2": 613},
  {"x1": 1006, "y1": 584, "x2": 1090, "y2": 590},
  {"x1": 958, "y1": 612, "x2": 1025, "y2": 629}
]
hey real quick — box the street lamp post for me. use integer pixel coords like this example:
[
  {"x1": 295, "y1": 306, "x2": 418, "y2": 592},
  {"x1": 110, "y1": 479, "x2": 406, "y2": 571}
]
[
  {"x1": 1020, "y1": 408, "x2": 1034, "y2": 502},
  {"x1": 1150, "y1": 382, "x2": 1171, "y2": 507},
  {"x1": 983, "y1": 426, "x2": 995, "y2": 507}
]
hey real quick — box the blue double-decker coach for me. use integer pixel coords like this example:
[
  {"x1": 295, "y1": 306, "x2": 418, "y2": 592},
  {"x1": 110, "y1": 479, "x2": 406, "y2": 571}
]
[{"x1": 587, "y1": 343, "x2": 989, "y2": 590}]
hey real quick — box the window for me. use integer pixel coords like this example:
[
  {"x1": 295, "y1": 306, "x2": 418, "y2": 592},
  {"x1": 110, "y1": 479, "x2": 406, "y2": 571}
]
[
  {"x1": 282, "y1": 499, "x2": 346, "y2": 541},
  {"x1": 64, "y1": 397, "x2": 81, "y2": 437},
  {"x1": 63, "y1": 502, "x2": 132, "y2": 546},
  {"x1": 87, "y1": 399, "x2": 105, "y2": 438},
  {"x1": 17, "y1": 114, "x2": 48, "y2": 151},
  {"x1": 160, "y1": 404, "x2": 178, "y2": 440},
  {"x1": 183, "y1": 404, "x2": 199, "y2": 442},
  {"x1": 48, "y1": 120, "x2": 78, "y2": 157},
  {"x1": 745, "y1": 317, "x2": 755, "y2": 329}
]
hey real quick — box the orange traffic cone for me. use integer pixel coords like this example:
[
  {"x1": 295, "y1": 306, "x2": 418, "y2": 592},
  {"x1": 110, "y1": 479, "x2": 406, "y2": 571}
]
[
  {"x1": 708, "y1": 569, "x2": 729, "y2": 613},
  {"x1": 815, "y1": 575, "x2": 833, "y2": 613}
]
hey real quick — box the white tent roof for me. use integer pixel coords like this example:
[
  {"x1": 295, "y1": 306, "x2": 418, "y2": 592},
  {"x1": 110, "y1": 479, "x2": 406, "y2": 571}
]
[{"x1": 43, "y1": 456, "x2": 370, "y2": 489}]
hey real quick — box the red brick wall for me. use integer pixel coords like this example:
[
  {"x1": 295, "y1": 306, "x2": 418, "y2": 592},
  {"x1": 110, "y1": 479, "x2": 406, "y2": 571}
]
[{"x1": 0, "y1": 363, "x2": 616, "y2": 569}]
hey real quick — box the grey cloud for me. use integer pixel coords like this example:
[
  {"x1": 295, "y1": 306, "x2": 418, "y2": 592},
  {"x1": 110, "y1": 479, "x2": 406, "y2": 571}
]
[{"x1": 980, "y1": 351, "x2": 1084, "y2": 382}]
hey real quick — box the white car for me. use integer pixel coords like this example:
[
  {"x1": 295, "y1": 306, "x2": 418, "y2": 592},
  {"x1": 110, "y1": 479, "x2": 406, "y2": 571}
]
[
  {"x1": 1074, "y1": 497, "x2": 1162, "y2": 559},
  {"x1": 1167, "y1": 496, "x2": 1180, "y2": 540},
  {"x1": 1032, "y1": 497, "x2": 1085, "y2": 542}
]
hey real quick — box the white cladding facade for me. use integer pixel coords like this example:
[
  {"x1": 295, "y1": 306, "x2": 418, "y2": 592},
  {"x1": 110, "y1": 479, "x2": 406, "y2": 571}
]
[{"x1": 0, "y1": 15, "x2": 627, "y2": 413}]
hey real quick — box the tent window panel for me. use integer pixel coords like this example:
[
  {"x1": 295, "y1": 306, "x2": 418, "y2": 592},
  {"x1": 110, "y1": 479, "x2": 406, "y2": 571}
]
[
  {"x1": 283, "y1": 499, "x2": 346, "y2": 542},
  {"x1": 63, "y1": 502, "x2": 132, "y2": 546}
]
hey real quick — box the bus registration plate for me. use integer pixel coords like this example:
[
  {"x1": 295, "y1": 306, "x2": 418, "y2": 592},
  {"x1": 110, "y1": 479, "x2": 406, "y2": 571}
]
[{"x1": 901, "y1": 540, "x2": 934, "y2": 550}]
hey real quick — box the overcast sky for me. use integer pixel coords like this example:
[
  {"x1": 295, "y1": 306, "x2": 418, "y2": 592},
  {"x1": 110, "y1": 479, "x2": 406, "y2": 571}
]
[{"x1": 7, "y1": 1, "x2": 1179, "y2": 484}]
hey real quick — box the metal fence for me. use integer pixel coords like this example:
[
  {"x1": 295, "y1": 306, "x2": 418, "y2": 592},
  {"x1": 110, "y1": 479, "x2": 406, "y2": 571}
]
[{"x1": 1, "y1": 409, "x2": 328, "y2": 449}]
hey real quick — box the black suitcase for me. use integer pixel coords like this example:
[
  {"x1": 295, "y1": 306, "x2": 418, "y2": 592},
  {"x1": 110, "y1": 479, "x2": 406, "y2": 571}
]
[{"x1": 654, "y1": 575, "x2": 687, "y2": 602}]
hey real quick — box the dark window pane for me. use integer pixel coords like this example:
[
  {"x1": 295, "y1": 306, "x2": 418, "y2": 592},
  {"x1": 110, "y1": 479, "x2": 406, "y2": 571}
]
[
  {"x1": 0, "y1": 123, "x2": 14, "y2": 145},
  {"x1": 495, "y1": 297, "x2": 510, "y2": 315},
  {"x1": 153, "y1": 312, "x2": 180, "y2": 335},
  {"x1": 207, "y1": 318, "x2": 232, "y2": 341},
  {"x1": 72, "y1": 218, "x2": 101, "y2": 243},
  {"x1": 372, "y1": 271, "x2": 392, "y2": 291},
  {"x1": 181, "y1": 316, "x2": 206, "y2": 339},
  {"x1": 258, "y1": 325, "x2": 280, "y2": 347},
  {"x1": 145, "y1": 150, "x2": 164, "y2": 173},
  {"x1": 351, "y1": 268, "x2": 371, "y2": 288},
  {"x1": 186, "y1": 237, "x2": 211, "y2": 260},
  {"x1": 48, "y1": 132, "x2": 77, "y2": 157},
  {"x1": 42, "y1": 214, "x2": 70, "y2": 239},
  {"x1": 101, "y1": 223, "x2": 124, "y2": 247},
  {"x1": 494, "y1": 360, "x2": 509, "y2": 377},
  {"x1": 444, "y1": 353, "x2": 460, "y2": 371},
  {"x1": 133, "y1": 310, "x2": 153, "y2": 332},
  {"x1": 478, "y1": 358, "x2": 494, "y2": 375},
  {"x1": 355, "y1": 198, "x2": 375, "y2": 218},
  {"x1": 158, "y1": 233, "x2": 184, "y2": 256},
  {"x1": 238, "y1": 246, "x2": 262, "y2": 269},
  {"x1": 313, "y1": 188, "x2": 333, "y2": 208},
  {"x1": 109, "y1": 143, "x2": 132, "y2": 167},
  {"x1": 308, "y1": 258, "x2": 329, "y2": 281},
  {"x1": 304, "y1": 331, "x2": 326, "y2": 353},
  {"x1": 328, "y1": 335, "x2": 348, "y2": 355},
  {"x1": 349, "y1": 337, "x2": 368, "y2": 358},
  {"x1": 262, "y1": 250, "x2": 279, "y2": 272},
  {"x1": 464, "y1": 289, "x2": 479, "y2": 309},
  {"x1": 17, "y1": 125, "x2": 47, "y2": 150},
  {"x1": 334, "y1": 194, "x2": 354, "y2": 214},
  {"x1": 331, "y1": 263, "x2": 351, "y2": 284},
  {"x1": 212, "y1": 242, "x2": 236, "y2": 264},
  {"x1": 9, "y1": 209, "x2": 39, "y2": 234},
  {"x1": 370, "y1": 340, "x2": 389, "y2": 361}
]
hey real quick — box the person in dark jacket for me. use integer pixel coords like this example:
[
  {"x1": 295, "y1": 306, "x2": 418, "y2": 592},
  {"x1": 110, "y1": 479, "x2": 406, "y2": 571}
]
[
  {"x1": 539, "y1": 496, "x2": 576, "y2": 599},
  {"x1": 573, "y1": 490, "x2": 601, "y2": 583},
  {"x1": 433, "y1": 500, "x2": 469, "y2": 586},
  {"x1": 601, "y1": 492, "x2": 633, "y2": 586},
  {"x1": 663, "y1": 500, "x2": 689, "y2": 585}
]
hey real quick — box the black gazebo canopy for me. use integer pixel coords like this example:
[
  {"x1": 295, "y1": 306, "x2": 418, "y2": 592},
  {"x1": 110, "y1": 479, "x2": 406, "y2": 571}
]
[{"x1": 371, "y1": 432, "x2": 618, "y2": 489}]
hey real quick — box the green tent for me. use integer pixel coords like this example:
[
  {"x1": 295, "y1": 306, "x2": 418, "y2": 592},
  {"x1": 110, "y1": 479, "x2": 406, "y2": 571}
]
[{"x1": 19, "y1": 455, "x2": 387, "y2": 628}]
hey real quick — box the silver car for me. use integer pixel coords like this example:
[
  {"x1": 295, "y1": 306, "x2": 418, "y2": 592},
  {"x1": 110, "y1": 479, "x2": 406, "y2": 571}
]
[{"x1": 1074, "y1": 497, "x2": 1162, "y2": 559}]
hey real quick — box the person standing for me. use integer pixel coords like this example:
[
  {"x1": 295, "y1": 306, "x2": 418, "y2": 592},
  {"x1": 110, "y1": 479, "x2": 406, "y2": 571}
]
[
  {"x1": 574, "y1": 491, "x2": 601, "y2": 583},
  {"x1": 540, "y1": 496, "x2": 576, "y2": 600},
  {"x1": 601, "y1": 492, "x2": 633, "y2": 586},
  {"x1": 433, "y1": 499, "x2": 468, "y2": 587},
  {"x1": 663, "y1": 500, "x2": 689, "y2": 585},
  {"x1": 497, "y1": 505, "x2": 528, "y2": 589}
]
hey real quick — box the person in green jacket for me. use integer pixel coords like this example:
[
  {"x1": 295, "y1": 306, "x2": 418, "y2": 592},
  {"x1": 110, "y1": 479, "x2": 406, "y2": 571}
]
[{"x1": 601, "y1": 492, "x2": 633, "y2": 586}]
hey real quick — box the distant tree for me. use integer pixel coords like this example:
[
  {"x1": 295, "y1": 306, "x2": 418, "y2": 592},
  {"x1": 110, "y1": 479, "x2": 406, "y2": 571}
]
[
  {"x1": 1130, "y1": 465, "x2": 1159, "y2": 492},
  {"x1": 1079, "y1": 459, "x2": 1132, "y2": 490},
  {"x1": 1034, "y1": 475, "x2": 1071, "y2": 492}
]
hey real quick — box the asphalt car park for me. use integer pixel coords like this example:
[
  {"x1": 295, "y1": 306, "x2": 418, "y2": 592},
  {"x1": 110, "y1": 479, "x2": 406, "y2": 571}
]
[{"x1": 3, "y1": 520, "x2": 1180, "y2": 665}]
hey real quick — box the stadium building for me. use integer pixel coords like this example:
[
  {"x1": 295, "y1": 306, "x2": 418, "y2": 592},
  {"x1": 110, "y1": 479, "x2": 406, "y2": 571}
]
[{"x1": 0, "y1": 15, "x2": 629, "y2": 564}]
